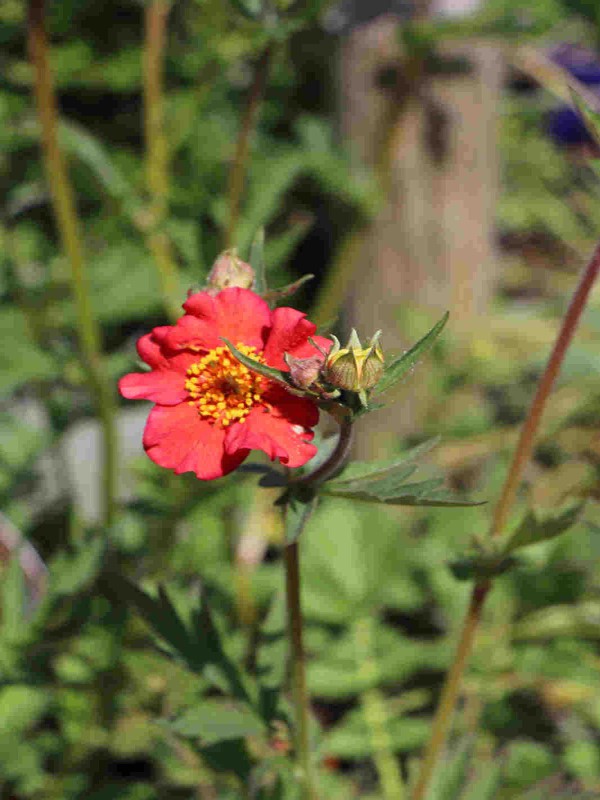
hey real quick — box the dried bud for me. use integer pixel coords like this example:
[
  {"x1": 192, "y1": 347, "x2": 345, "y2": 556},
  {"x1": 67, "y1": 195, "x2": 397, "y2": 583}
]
[
  {"x1": 205, "y1": 249, "x2": 255, "y2": 295},
  {"x1": 324, "y1": 329, "x2": 384, "y2": 392},
  {"x1": 284, "y1": 353, "x2": 324, "y2": 390}
]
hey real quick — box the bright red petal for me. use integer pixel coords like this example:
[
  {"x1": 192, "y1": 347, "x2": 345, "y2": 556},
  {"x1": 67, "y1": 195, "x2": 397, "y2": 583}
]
[
  {"x1": 225, "y1": 388, "x2": 318, "y2": 468},
  {"x1": 263, "y1": 307, "x2": 330, "y2": 369},
  {"x1": 143, "y1": 403, "x2": 248, "y2": 479},
  {"x1": 137, "y1": 326, "x2": 173, "y2": 367},
  {"x1": 183, "y1": 288, "x2": 270, "y2": 350},
  {"x1": 118, "y1": 370, "x2": 188, "y2": 405}
]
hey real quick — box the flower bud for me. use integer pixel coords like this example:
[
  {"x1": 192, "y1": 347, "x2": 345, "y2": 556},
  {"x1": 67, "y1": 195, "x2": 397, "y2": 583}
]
[
  {"x1": 283, "y1": 353, "x2": 324, "y2": 390},
  {"x1": 205, "y1": 249, "x2": 255, "y2": 295},
  {"x1": 324, "y1": 329, "x2": 384, "y2": 392}
]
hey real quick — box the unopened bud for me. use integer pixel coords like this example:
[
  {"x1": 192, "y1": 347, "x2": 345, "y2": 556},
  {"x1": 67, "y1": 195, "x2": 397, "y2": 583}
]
[
  {"x1": 324, "y1": 329, "x2": 384, "y2": 392},
  {"x1": 205, "y1": 249, "x2": 255, "y2": 295},
  {"x1": 283, "y1": 353, "x2": 324, "y2": 390}
]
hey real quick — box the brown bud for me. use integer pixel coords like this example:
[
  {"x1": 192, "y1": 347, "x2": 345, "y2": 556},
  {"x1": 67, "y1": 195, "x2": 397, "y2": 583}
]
[
  {"x1": 205, "y1": 249, "x2": 255, "y2": 295},
  {"x1": 283, "y1": 353, "x2": 324, "y2": 390}
]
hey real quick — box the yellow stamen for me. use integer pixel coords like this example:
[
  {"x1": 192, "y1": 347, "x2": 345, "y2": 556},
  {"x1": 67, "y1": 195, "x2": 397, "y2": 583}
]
[{"x1": 185, "y1": 343, "x2": 266, "y2": 428}]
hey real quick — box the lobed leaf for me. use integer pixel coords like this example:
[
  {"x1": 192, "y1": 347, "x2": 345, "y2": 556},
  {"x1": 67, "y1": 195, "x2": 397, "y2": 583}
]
[
  {"x1": 374, "y1": 311, "x2": 449, "y2": 395},
  {"x1": 502, "y1": 503, "x2": 583, "y2": 555}
]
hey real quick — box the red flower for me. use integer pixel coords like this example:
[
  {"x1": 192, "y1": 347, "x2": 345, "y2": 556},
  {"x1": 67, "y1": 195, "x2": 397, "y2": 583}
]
[{"x1": 119, "y1": 288, "x2": 330, "y2": 480}]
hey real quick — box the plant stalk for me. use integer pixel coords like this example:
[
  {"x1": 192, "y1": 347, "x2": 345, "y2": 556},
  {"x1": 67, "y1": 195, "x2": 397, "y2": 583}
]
[
  {"x1": 284, "y1": 540, "x2": 315, "y2": 798},
  {"x1": 226, "y1": 45, "x2": 273, "y2": 248},
  {"x1": 143, "y1": 0, "x2": 180, "y2": 321},
  {"x1": 283, "y1": 416, "x2": 354, "y2": 798},
  {"x1": 28, "y1": 0, "x2": 118, "y2": 526},
  {"x1": 411, "y1": 239, "x2": 600, "y2": 800}
]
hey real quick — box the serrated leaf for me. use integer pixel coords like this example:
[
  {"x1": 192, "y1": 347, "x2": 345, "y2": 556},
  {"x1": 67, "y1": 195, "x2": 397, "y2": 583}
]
[
  {"x1": 250, "y1": 227, "x2": 267, "y2": 294},
  {"x1": 222, "y1": 338, "x2": 294, "y2": 390},
  {"x1": 107, "y1": 574, "x2": 196, "y2": 665},
  {"x1": 374, "y1": 312, "x2": 448, "y2": 395},
  {"x1": 322, "y1": 469, "x2": 483, "y2": 507},
  {"x1": 169, "y1": 700, "x2": 265, "y2": 744},
  {"x1": 283, "y1": 487, "x2": 318, "y2": 545},
  {"x1": 502, "y1": 503, "x2": 583, "y2": 554},
  {"x1": 325, "y1": 437, "x2": 440, "y2": 488}
]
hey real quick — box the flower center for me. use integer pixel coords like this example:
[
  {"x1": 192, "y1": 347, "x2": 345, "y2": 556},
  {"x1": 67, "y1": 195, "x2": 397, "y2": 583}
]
[{"x1": 185, "y1": 343, "x2": 266, "y2": 428}]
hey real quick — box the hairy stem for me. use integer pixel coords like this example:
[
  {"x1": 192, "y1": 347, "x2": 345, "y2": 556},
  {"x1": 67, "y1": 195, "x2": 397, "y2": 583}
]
[
  {"x1": 296, "y1": 415, "x2": 354, "y2": 486},
  {"x1": 143, "y1": 0, "x2": 180, "y2": 321},
  {"x1": 226, "y1": 45, "x2": 273, "y2": 248},
  {"x1": 28, "y1": 0, "x2": 118, "y2": 526},
  {"x1": 283, "y1": 416, "x2": 354, "y2": 797},
  {"x1": 284, "y1": 540, "x2": 315, "y2": 798},
  {"x1": 411, "y1": 240, "x2": 600, "y2": 800}
]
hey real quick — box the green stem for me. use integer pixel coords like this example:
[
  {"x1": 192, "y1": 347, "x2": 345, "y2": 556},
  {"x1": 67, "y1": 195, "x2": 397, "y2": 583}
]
[
  {"x1": 411, "y1": 239, "x2": 600, "y2": 800},
  {"x1": 283, "y1": 416, "x2": 354, "y2": 798},
  {"x1": 354, "y1": 617, "x2": 405, "y2": 800},
  {"x1": 143, "y1": 0, "x2": 180, "y2": 322},
  {"x1": 28, "y1": 0, "x2": 118, "y2": 526},
  {"x1": 284, "y1": 540, "x2": 315, "y2": 798},
  {"x1": 226, "y1": 45, "x2": 273, "y2": 248}
]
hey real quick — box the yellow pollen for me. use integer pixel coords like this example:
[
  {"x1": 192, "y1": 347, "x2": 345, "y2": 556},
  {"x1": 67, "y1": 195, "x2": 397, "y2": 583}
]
[{"x1": 185, "y1": 343, "x2": 267, "y2": 428}]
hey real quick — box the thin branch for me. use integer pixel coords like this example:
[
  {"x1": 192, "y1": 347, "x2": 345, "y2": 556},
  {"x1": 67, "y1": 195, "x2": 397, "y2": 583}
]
[
  {"x1": 226, "y1": 45, "x2": 273, "y2": 248},
  {"x1": 411, "y1": 239, "x2": 600, "y2": 800},
  {"x1": 28, "y1": 0, "x2": 118, "y2": 525}
]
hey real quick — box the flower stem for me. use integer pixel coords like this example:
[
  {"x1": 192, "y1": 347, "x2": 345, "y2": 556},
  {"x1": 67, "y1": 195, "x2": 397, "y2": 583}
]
[
  {"x1": 284, "y1": 540, "x2": 315, "y2": 798},
  {"x1": 226, "y1": 45, "x2": 273, "y2": 248},
  {"x1": 297, "y1": 415, "x2": 354, "y2": 487},
  {"x1": 143, "y1": 0, "x2": 181, "y2": 322},
  {"x1": 411, "y1": 240, "x2": 600, "y2": 800},
  {"x1": 283, "y1": 416, "x2": 354, "y2": 797},
  {"x1": 28, "y1": 0, "x2": 118, "y2": 526}
]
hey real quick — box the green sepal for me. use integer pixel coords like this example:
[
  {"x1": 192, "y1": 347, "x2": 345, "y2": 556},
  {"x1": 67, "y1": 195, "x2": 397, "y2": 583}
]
[
  {"x1": 262, "y1": 274, "x2": 314, "y2": 305},
  {"x1": 277, "y1": 485, "x2": 318, "y2": 545},
  {"x1": 221, "y1": 338, "x2": 302, "y2": 394},
  {"x1": 500, "y1": 502, "x2": 583, "y2": 555},
  {"x1": 249, "y1": 227, "x2": 267, "y2": 293},
  {"x1": 374, "y1": 311, "x2": 448, "y2": 395}
]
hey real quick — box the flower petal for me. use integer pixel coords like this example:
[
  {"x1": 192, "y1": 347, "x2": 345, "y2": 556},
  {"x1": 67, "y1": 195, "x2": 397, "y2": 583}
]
[
  {"x1": 263, "y1": 307, "x2": 331, "y2": 369},
  {"x1": 119, "y1": 370, "x2": 188, "y2": 405},
  {"x1": 143, "y1": 403, "x2": 247, "y2": 479},
  {"x1": 225, "y1": 388, "x2": 318, "y2": 468},
  {"x1": 136, "y1": 326, "x2": 174, "y2": 367},
  {"x1": 182, "y1": 288, "x2": 271, "y2": 351}
]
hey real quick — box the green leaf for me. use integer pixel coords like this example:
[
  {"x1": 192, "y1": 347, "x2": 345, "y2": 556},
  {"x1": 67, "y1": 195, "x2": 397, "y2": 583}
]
[
  {"x1": 322, "y1": 471, "x2": 483, "y2": 507},
  {"x1": 374, "y1": 312, "x2": 448, "y2": 395},
  {"x1": 0, "y1": 554, "x2": 27, "y2": 640},
  {"x1": 324, "y1": 437, "x2": 440, "y2": 488},
  {"x1": 283, "y1": 487, "x2": 318, "y2": 545},
  {"x1": 502, "y1": 503, "x2": 583, "y2": 555},
  {"x1": 262, "y1": 274, "x2": 314, "y2": 305},
  {"x1": 0, "y1": 308, "x2": 58, "y2": 393},
  {"x1": 222, "y1": 338, "x2": 296, "y2": 391},
  {"x1": 168, "y1": 700, "x2": 265, "y2": 745},
  {"x1": 425, "y1": 737, "x2": 473, "y2": 800},
  {"x1": 249, "y1": 227, "x2": 267, "y2": 294}
]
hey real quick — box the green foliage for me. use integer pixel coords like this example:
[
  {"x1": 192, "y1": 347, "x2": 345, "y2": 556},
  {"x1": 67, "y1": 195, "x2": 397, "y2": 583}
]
[{"x1": 3, "y1": 0, "x2": 600, "y2": 796}]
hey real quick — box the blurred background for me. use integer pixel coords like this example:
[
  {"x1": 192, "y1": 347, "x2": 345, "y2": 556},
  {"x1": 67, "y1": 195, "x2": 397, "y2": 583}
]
[{"x1": 3, "y1": 0, "x2": 600, "y2": 797}]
